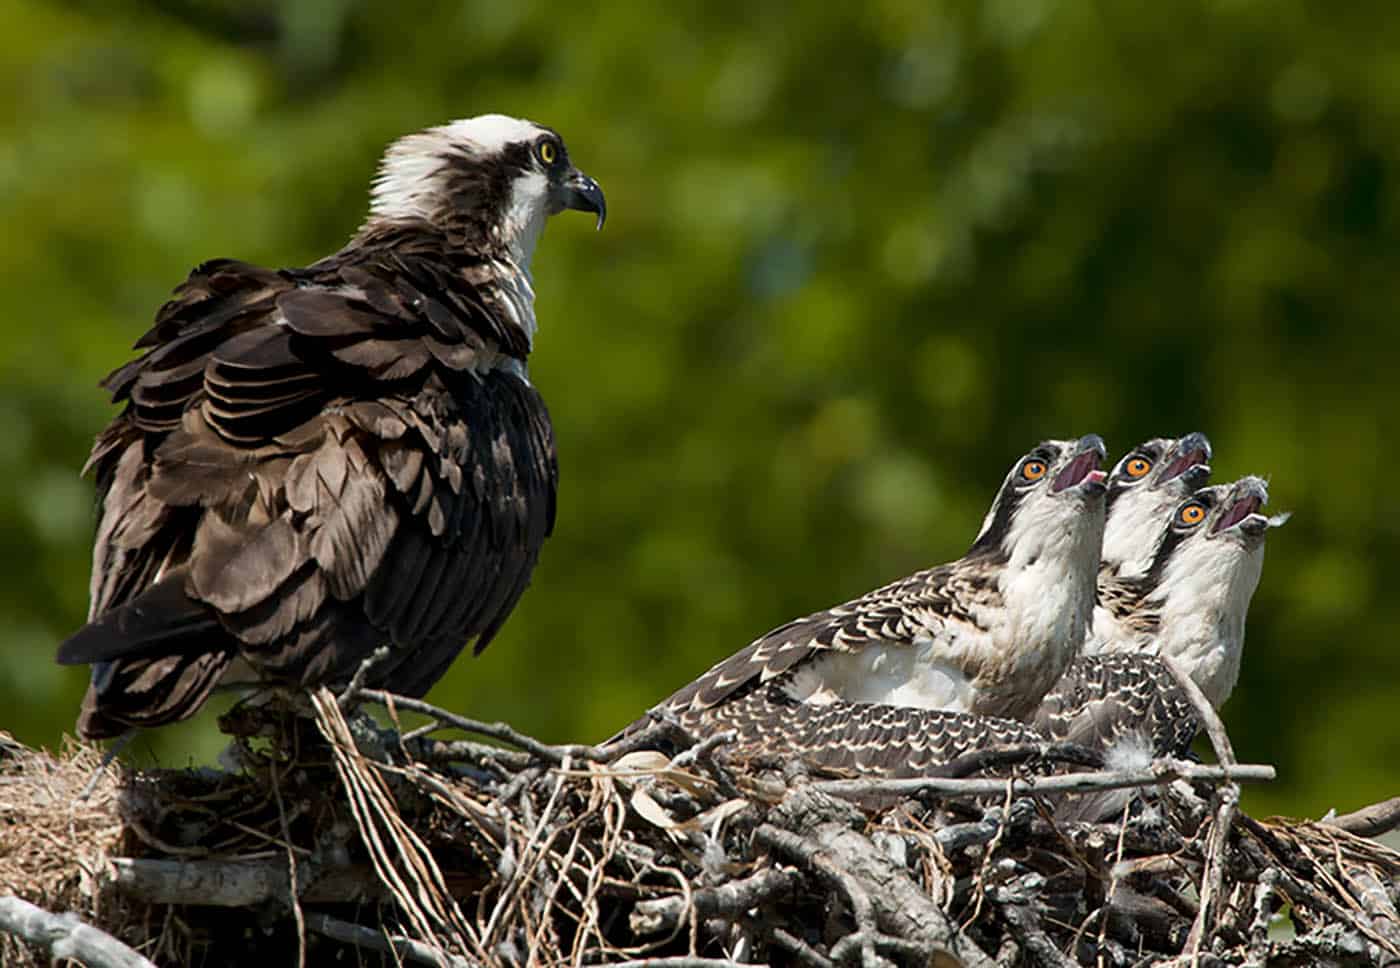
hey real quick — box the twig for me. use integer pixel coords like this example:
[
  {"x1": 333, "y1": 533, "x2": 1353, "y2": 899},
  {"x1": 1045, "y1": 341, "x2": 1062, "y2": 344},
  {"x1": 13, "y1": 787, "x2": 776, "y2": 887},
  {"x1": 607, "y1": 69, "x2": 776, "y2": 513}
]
[
  {"x1": 1342, "y1": 864, "x2": 1400, "y2": 954},
  {"x1": 761, "y1": 787, "x2": 1000, "y2": 968},
  {"x1": 813, "y1": 760, "x2": 1273, "y2": 802},
  {"x1": 669, "y1": 729, "x2": 736, "y2": 771},
  {"x1": 310, "y1": 689, "x2": 481, "y2": 959},
  {"x1": 1185, "y1": 783, "x2": 1239, "y2": 959},
  {"x1": 770, "y1": 927, "x2": 836, "y2": 968},
  {"x1": 1325, "y1": 796, "x2": 1400, "y2": 839},
  {"x1": 1156, "y1": 656, "x2": 1241, "y2": 962},
  {"x1": 1000, "y1": 904, "x2": 1077, "y2": 968},
  {"x1": 268, "y1": 762, "x2": 306, "y2": 968},
  {"x1": 304, "y1": 911, "x2": 472, "y2": 968},
  {"x1": 0, "y1": 896, "x2": 156, "y2": 968},
  {"x1": 935, "y1": 741, "x2": 1103, "y2": 778},
  {"x1": 754, "y1": 825, "x2": 882, "y2": 968},
  {"x1": 358, "y1": 689, "x2": 622, "y2": 764},
  {"x1": 338, "y1": 646, "x2": 392, "y2": 708},
  {"x1": 602, "y1": 959, "x2": 766, "y2": 968},
  {"x1": 407, "y1": 736, "x2": 532, "y2": 770},
  {"x1": 630, "y1": 867, "x2": 801, "y2": 936},
  {"x1": 1241, "y1": 869, "x2": 1279, "y2": 968},
  {"x1": 963, "y1": 779, "x2": 1015, "y2": 931},
  {"x1": 1096, "y1": 798, "x2": 1133, "y2": 968}
]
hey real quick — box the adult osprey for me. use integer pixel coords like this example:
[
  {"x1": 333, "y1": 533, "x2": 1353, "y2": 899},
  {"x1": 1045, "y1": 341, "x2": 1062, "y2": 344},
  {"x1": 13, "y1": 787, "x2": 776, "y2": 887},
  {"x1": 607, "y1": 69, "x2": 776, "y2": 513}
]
[
  {"x1": 1036, "y1": 475, "x2": 1280, "y2": 758},
  {"x1": 623, "y1": 435, "x2": 1108, "y2": 743},
  {"x1": 57, "y1": 115, "x2": 606, "y2": 740}
]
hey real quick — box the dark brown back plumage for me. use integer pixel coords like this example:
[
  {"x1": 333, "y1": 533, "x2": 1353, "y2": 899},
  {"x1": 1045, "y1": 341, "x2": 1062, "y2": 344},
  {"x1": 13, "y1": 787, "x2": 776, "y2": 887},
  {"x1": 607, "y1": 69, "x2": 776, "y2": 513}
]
[{"x1": 60, "y1": 226, "x2": 557, "y2": 738}]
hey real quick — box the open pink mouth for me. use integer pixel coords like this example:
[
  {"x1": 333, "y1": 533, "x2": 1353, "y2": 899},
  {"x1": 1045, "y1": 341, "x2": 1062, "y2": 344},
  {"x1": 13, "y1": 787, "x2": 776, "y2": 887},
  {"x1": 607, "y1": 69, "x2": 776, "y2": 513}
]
[
  {"x1": 1052, "y1": 452, "x2": 1104, "y2": 493},
  {"x1": 1212, "y1": 494, "x2": 1262, "y2": 534},
  {"x1": 1162, "y1": 445, "x2": 1210, "y2": 482}
]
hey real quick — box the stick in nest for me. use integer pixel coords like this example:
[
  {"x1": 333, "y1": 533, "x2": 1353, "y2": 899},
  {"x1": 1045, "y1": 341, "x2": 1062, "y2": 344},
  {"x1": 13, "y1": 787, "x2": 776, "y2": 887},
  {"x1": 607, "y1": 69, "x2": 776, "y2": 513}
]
[
  {"x1": 309, "y1": 688, "x2": 483, "y2": 963},
  {"x1": 0, "y1": 896, "x2": 156, "y2": 968}
]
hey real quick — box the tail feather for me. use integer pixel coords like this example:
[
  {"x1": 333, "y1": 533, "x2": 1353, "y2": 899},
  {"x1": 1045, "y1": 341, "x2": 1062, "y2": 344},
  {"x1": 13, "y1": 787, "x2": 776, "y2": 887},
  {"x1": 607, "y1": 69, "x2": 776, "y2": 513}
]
[
  {"x1": 58, "y1": 575, "x2": 221, "y2": 665},
  {"x1": 59, "y1": 574, "x2": 236, "y2": 740},
  {"x1": 77, "y1": 649, "x2": 233, "y2": 740}
]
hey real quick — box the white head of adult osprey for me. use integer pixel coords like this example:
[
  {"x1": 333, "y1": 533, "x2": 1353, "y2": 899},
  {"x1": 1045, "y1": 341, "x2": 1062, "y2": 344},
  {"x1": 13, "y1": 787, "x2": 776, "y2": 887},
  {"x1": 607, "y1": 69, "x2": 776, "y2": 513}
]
[
  {"x1": 1092, "y1": 475, "x2": 1283, "y2": 707},
  {"x1": 368, "y1": 114, "x2": 606, "y2": 248},
  {"x1": 1099, "y1": 432, "x2": 1213, "y2": 579},
  {"x1": 356, "y1": 114, "x2": 606, "y2": 350}
]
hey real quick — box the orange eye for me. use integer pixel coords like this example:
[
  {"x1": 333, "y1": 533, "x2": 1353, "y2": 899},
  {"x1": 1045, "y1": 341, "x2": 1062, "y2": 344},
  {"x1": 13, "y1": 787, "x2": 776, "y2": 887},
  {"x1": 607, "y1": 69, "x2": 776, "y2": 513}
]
[
  {"x1": 1125, "y1": 457, "x2": 1152, "y2": 478},
  {"x1": 1022, "y1": 460, "x2": 1048, "y2": 482},
  {"x1": 1178, "y1": 502, "x2": 1206, "y2": 526}
]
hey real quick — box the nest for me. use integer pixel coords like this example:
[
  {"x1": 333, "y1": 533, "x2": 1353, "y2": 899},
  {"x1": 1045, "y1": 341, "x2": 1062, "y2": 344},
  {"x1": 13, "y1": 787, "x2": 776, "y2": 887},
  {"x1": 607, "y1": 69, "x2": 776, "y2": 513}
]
[{"x1": 2, "y1": 689, "x2": 1399, "y2": 968}]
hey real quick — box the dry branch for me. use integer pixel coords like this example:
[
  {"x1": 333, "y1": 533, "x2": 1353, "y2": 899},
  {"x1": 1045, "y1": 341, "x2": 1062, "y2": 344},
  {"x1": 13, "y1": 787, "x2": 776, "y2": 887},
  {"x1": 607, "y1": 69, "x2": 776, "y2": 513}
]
[
  {"x1": 809, "y1": 760, "x2": 1273, "y2": 802},
  {"x1": 0, "y1": 896, "x2": 155, "y2": 968},
  {"x1": 1324, "y1": 796, "x2": 1400, "y2": 839}
]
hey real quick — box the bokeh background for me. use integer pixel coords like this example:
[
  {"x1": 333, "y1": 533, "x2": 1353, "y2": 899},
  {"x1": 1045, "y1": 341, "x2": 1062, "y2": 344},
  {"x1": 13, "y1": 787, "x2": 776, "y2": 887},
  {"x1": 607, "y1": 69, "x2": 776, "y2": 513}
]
[{"x1": 3, "y1": 0, "x2": 1395, "y2": 819}]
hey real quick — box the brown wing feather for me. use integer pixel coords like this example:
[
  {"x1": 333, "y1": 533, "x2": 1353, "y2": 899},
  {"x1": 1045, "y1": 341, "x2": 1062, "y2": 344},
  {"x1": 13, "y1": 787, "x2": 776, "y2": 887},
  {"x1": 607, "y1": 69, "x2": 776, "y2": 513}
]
[
  {"x1": 62, "y1": 231, "x2": 558, "y2": 737},
  {"x1": 632, "y1": 564, "x2": 960, "y2": 733},
  {"x1": 1033, "y1": 653, "x2": 1199, "y2": 757},
  {"x1": 684, "y1": 685, "x2": 1045, "y2": 778}
]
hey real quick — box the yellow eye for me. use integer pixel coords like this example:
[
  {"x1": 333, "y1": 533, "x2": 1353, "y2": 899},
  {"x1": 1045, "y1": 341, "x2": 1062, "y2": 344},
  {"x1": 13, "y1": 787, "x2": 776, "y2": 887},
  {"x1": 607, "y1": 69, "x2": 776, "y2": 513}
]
[
  {"x1": 1125, "y1": 457, "x2": 1152, "y2": 479},
  {"x1": 1178, "y1": 502, "x2": 1206, "y2": 526},
  {"x1": 1022, "y1": 460, "x2": 1048, "y2": 482},
  {"x1": 537, "y1": 139, "x2": 558, "y2": 165}
]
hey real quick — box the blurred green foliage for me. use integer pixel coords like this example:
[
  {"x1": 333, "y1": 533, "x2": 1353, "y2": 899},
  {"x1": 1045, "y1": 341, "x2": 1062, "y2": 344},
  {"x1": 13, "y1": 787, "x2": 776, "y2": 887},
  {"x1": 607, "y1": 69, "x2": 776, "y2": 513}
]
[{"x1": 2, "y1": 0, "x2": 1395, "y2": 819}]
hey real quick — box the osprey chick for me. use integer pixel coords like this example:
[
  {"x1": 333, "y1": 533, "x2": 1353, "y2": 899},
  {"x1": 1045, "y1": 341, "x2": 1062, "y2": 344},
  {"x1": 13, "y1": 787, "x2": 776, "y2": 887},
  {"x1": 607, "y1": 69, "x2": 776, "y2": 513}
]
[
  {"x1": 1100, "y1": 432, "x2": 1212, "y2": 579},
  {"x1": 58, "y1": 115, "x2": 606, "y2": 739},
  {"x1": 630, "y1": 435, "x2": 1108, "y2": 737},
  {"x1": 1038, "y1": 476, "x2": 1281, "y2": 756}
]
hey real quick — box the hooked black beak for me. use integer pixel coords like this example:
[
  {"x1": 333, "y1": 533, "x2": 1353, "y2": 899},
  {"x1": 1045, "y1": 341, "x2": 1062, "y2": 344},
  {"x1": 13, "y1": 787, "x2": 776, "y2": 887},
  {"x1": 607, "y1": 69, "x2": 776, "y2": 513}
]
[{"x1": 561, "y1": 168, "x2": 606, "y2": 229}]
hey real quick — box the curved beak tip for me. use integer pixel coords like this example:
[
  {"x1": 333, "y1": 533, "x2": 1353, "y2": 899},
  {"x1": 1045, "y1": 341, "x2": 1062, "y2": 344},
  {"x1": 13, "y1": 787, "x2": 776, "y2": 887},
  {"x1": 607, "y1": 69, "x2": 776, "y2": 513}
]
[{"x1": 564, "y1": 170, "x2": 606, "y2": 230}]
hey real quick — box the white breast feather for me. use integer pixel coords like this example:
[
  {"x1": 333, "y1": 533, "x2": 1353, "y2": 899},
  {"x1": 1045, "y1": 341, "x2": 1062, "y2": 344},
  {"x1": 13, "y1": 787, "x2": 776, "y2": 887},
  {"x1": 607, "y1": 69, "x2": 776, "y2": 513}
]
[
  {"x1": 1091, "y1": 534, "x2": 1264, "y2": 709},
  {"x1": 1102, "y1": 488, "x2": 1175, "y2": 578},
  {"x1": 789, "y1": 635, "x2": 980, "y2": 712}
]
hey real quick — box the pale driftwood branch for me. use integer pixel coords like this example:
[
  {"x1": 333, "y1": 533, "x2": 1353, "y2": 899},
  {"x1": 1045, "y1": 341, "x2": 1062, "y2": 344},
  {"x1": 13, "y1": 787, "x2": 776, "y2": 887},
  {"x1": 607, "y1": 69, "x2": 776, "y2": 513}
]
[
  {"x1": 0, "y1": 896, "x2": 156, "y2": 968},
  {"x1": 1325, "y1": 796, "x2": 1400, "y2": 839},
  {"x1": 812, "y1": 759, "x2": 1274, "y2": 802},
  {"x1": 304, "y1": 912, "x2": 472, "y2": 968},
  {"x1": 630, "y1": 867, "x2": 801, "y2": 937},
  {"x1": 107, "y1": 857, "x2": 385, "y2": 906}
]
